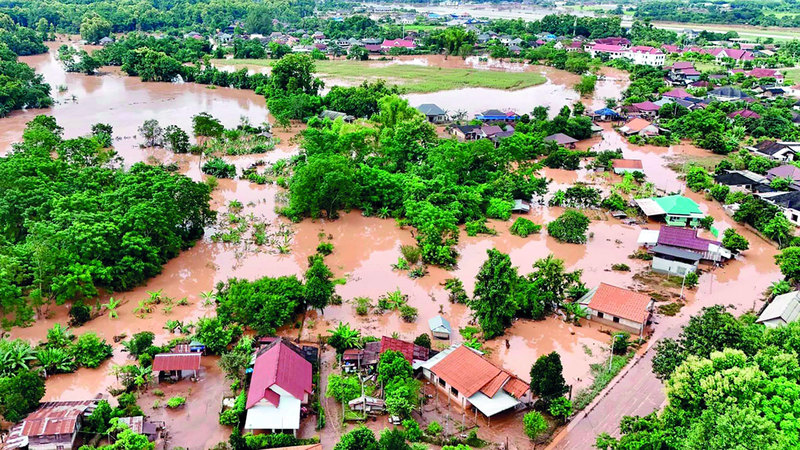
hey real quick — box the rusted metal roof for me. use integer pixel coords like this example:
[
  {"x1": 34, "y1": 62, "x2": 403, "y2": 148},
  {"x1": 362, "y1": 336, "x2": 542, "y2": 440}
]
[
  {"x1": 6, "y1": 400, "x2": 98, "y2": 449},
  {"x1": 152, "y1": 353, "x2": 201, "y2": 372},
  {"x1": 379, "y1": 336, "x2": 430, "y2": 363}
]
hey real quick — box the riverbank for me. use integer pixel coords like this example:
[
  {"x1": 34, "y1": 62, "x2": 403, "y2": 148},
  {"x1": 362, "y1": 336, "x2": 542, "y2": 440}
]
[{"x1": 212, "y1": 57, "x2": 548, "y2": 93}]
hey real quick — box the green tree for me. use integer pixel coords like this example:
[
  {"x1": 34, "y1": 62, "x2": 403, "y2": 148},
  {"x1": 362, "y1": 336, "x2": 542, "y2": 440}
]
[
  {"x1": 288, "y1": 154, "x2": 359, "y2": 219},
  {"x1": 163, "y1": 125, "x2": 190, "y2": 153},
  {"x1": 80, "y1": 14, "x2": 111, "y2": 44},
  {"x1": 547, "y1": 210, "x2": 590, "y2": 244},
  {"x1": 377, "y1": 350, "x2": 412, "y2": 386},
  {"x1": 469, "y1": 249, "x2": 520, "y2": 338},
  {"x1": 304, "y1": 254, "x2": 333, "y2": 312},
  {"x1": 776, "y1": 246, "x2": 800, "y2": 282},
  {"x1": 327, "y1": 322, "x2": 362, "y2": 353},
  {"x1": 548, "y1": 396, "x2": 573, "y2": 423},
  {"x1": 0, "y1": 369, "x2": 45, "y2": 422},
  {"x1": 334, "y1": 426, "x2": 379, "y2": 450},
  {"x1": 523, "y1": 411, "x2": 548, "y2": 440},
  {"x1": 530, "y1": 352, "x2": 568, "y2": 402},
  {"x1": 326, "y1": 374, "x2": 361, "y2": 403},
  {"x1": 721, "y1": 228, "x2": 749, "y2": 253}
]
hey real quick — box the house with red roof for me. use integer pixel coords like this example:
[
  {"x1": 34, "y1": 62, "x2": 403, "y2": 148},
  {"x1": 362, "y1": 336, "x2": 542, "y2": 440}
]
[
  {"x1": 588, "y1": 43, "x2": 626, "y2": 59},
  {"x1": 418, "y1": 345, "x2": 530, "y2": 418},
  {"x1": 728, "y1": 109, "x2": 761, "y2": 119},
  {"x1": 244, "y1": 339, "x2": 313, "y2": 436},
  {"x1": 152, "y1": 352, "x2": 202, "y2": 382},
  {"x1": 612, "y1": 159, "x2": 644, "y2": 174},
  {"x1": 378, "y1": 336, "x2": 431, "y2": 363},
  {"x1": 578, "y1": 283, "x2": 654, "y2": 335},
  {"x1": 630, "y1": 101, "x2": 661, "y2": 119},
  {"x1": 746, "y1": 67, "x2": 784, "y2": 82},
  {"x1": 628, "y1": 46, "x2": 665, "y2": 67},
  {"x1": 704, "y1": 47, "x2": 754, "y2": 63},
  {"x1": 381, "y1": 39, "x2": 416, "y2": 50},
  {"x1": 662, "y1": 88, "x2": 691, "y2": 100},
  {"x1": 595, "y1": 37, "x2": 630, "y2": 47},
  {"x1": 5, "y1": 400, "x2": 100, "y2": 450}
]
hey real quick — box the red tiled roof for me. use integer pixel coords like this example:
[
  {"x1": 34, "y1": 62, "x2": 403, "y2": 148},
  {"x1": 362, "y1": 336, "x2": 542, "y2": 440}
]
[
  {"x1": 623, "y1": 118, "x2": 652, "y2": 132},
  {"x1": 748, "y1": 68, "x2": 781, "y2": 78},
  {"x1": 381, "y1": 39, "x2": 415, "y2": 48},
  {"x1": 632, "y1": 101, "x2": 660, "y2": 112},
  {"x1": 479, "y1": 371, "x2": 511, "y2": 398},
  {"x1": 728, "y1": 109, "x2": 761, "y2": 119},
  {"x1": 586, "y1": 283, "x2": 652, "y2": 324},
  {"x1": 663, "y1": 88, "x2": 691, "y2": 99},
  {"x1": 432, "y1": 346, "x2": 501, "y2": 397},
  {"x1": 629, "y1": 45, "x2": 662, "y2": 55},
  {"x1": 670, "y1": 61, "x2": 694, "y2": 70},
  {"x1": 379, "y1": 336, "x2": 430, "y2": 363},
  {"x1": 592, "y1": 43, "x2": 624, "y2": 52},
  {"x1": 612, "y1": 159, "x2": 643, "y2": 169},
  {"x1": 502, "y1": 377, "x2": 529, "y2": 399},
  {"x1": 152, "y1": 353, "x2": 201, "y2": 372},
  {"x1": 657, "y1": 226, "x2": 719, "y2": 252},
  {"x1": 247, "y1": 339, "x2": 313, "y2": 409}
]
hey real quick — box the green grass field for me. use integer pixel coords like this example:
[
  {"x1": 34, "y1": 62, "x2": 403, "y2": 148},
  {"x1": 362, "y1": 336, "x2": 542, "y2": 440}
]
[
  {"x1": 213, "y1": 58, "x2": 548, "y2": 93},
  {"x1": 783, "y1": 67, "x2": 800, "y2": 84}
]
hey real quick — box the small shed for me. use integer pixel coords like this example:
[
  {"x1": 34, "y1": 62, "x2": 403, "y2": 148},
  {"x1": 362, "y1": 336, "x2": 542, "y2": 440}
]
[
  {"x1": 320, "y1": 110, "x2": 355, "y2": 122},
  {"x1": 348, "y1": 396, "x2": 386, "y2": 414},
  {"x1": 428, "y1": 315, "x2": 452, "y2": 339},
  {"x1": 152, "y1": 352, "x2": 201, "y2": 382},
  {"x1": 512, "y1": 199, "x2": 531, "y2": 213}
]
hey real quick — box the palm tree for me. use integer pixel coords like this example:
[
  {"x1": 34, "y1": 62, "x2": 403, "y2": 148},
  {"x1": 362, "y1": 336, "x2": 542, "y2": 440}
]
[
  {"x1": 200, "y1": 291, "x2": 216, "y2": 308},
  {"x1": 0, "y1": 339, "x2": 37, "y2": 376},
  {"x1": 132, "y1": 365, "x2": 152, "y2": 392},
  {"x1": 103, "y1": 297, "x2": 121, "y2": 319},
  {"x1": 327, "y1": 322, "x2": 363, "y2": 353}
]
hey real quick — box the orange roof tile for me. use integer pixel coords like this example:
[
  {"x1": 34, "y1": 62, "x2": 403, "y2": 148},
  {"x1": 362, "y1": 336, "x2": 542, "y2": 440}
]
[
  {"x1": 586, "y1": 283, "x2": 653, "y2": 324},
  {"x1": 612, "y1": 159, "x2": 643, "y2": 169},
  {"x1": 503, "y1": 377, "x2": 530, "y2": 399},
  {"x1": 431, "y1": 346, "x2": 502, "y2": 397},
  {"x1": 480, "y1": 371, "x2": 511, "y2": 398},
  {"x1": 624, "y1": 118, "x2": 652, "y2": 133}
]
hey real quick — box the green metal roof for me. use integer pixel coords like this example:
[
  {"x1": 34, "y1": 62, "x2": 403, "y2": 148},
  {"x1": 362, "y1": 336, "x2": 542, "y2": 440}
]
[{"x1": 652, "y1": 195, "x2": 703, "y2": 216}]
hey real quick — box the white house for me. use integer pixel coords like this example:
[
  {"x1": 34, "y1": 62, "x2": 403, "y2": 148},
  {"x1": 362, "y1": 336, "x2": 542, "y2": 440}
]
[
  {"x1": 651, "y1": 244, "x2": 701, "y2": 276},
  {"x1": 244, "y1": 339, "x2": 312, "y2": 436}
]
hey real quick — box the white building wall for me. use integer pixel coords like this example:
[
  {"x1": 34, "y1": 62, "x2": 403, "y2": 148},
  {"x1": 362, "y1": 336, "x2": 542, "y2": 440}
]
[{"x1": 652, "y1": 256, "x2": 697, "y2": 276}]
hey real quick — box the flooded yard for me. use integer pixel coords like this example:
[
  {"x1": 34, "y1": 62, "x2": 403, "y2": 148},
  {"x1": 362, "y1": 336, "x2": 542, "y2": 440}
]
[{"x1": 1, "y1": 41, "x2": 786, "y2": 449}]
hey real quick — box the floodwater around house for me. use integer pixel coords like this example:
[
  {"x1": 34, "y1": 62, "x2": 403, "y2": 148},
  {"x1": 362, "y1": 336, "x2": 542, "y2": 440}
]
[{"x1": 0, "y1": 41, "x2": 786, "y2": 449}]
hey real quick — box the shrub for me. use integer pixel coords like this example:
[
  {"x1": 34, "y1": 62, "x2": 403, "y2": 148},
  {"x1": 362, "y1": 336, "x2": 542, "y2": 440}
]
[
  {"x1": 523, "y1": 411, "x2": 547, "y2": 440},
  {"x1": 426, "y1": 421, "x2": 443, "y2": 436},
  {"x1": 709, "y1": 184, "x2": 730, "y2": 202},
  {"x1": 202, "y1": 157, "x2": 236, "y2": 178},
  {"x1": 444, "y1": 278, "x2": 469, "y2": 304},
  {"x1": 400, "y1": 245, "x2": 422, "y2": 265},
  {"x1": 465, "y1": 218, "x2": 496, "y2": 236},
  {"x1": 316, "y1": 242, "x2": 334, "y2": 255},
  {"x1": 153, "y1": 389, "x2": 164, "y2": 397},
  {"x1": 71, "y1": 332, "x2": 113, "y2": 368},
  {"x1": 547, "y1": 210, "x2": 590, "y2": 244},
  {"x1": 69, "y1": 303, "x2": 91, "y2": 326},
  {"x1": 612, "y1": 332, "x2": 631, "y2": 355},
  {"x1": 402, "y1": 419, "x2": 422, "y2": 442},
  {"x1": 611, "y1": 263, "x2": 630, "y2": 271},
  {"x1": 486, "y1": 198, "x2": 513, "y2": 220},
  {"x1": 399, "y1": 305, "x2": 418, "y2": 322},
  {"x1": 413, "y1": 333, "x2": 431, "y2": 349},
  {"x1": 166, "y1": 396, "x2": 186, "y2": 408},
  {"x1": 684, "y1": 271, "x2": 699, "y2": 288},
  {"x1": 353, "y1": 297, "x2": 372, "y2": 316},
  {"x1": 509, "y1": 217, "x2": 542, "y2": 237}
]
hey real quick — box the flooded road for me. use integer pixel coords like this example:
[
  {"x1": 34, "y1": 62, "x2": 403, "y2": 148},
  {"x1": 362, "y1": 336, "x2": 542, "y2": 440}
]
[{"x1": 1, "y1": 42, "x2": 786, "y2": 449}]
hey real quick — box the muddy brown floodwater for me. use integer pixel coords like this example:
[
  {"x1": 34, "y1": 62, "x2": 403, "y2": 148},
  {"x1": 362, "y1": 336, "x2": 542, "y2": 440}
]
[{"x1": 1, "y1": 42, "x2": 786, "y2": 450}]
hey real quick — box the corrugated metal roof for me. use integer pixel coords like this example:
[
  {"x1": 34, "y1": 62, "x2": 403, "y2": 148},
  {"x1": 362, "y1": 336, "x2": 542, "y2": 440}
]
[
  {"x1": 152, "y1": 353, "x2": 201, "y2": 372},
  {"x1": 612, "y1": 159, "x2": 643, "y2": 169},
  {"x1": 246, "y1": 339, "x2": 312, "y2": 409},
  {"x1": 757, "y1": 291, "x2": 800, "y2": 326},
  {"x1": 7, "y1": 399, "x2": 98, "y2": 449},
  {"x1": 652, "y1": 244, "x2": 703, "y2": 261},
  {"x1": 380, "y1": 336, "x2": 430, "y2": 363},
  {"x1": 657, "y1": 226, "x2": 719, "y2": 252}
]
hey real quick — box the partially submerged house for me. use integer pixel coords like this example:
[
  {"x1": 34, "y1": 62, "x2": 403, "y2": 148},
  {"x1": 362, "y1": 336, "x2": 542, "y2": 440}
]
[
  {"x1": 244, "y1": 339, "x2": 313, "y2": 436},
  {"x1": 5, "y1": 400, "x2": 99, "y2": 450},
  {"x1": 544, "y1": 133, "x2": 578, "y2": 149},
  {"x1": 759, "y1": 190, "x2": 800, "y2": 225},
  {"x1": 578, "y1": 283, "x2": 654, "y2": 336},
  {"x1": 634, "y1": 195, "x2": 705, "y2": 226},
  {"x1": 152, "y1": 352, "x2": 202, "y2": 382},
  {"x1": 611, "y1": 159, "x2": 644, "y2": 174},
  {"x1": 619, "y1": 118, "x2": 659, "y2": 136},
  {"x1": 638, "y1": 225, "x2": 732, "y2": 263},
  {"x1": 651, "y1": 244, "x2": 702, "y2": 276},
  {"x1": 319, "y1": 110, "x2": 355, "y2": 123},
  {"x1": 348, "y1": 395, "x2": 386, "y2": 414},
  {"x1": 378, "y1": 336, "x2": 431, "y2": 364},
  {"x1": 428, "y1": 315, "x2": 452, "y2": 340},
  {"x1": 749, "y1": 141, "x2": 800, "y2": 162},
  {"x1": 757, "y1": 291, "x2": 800, "y2": 328},
  {"x1": 713, "y1": 170, "x2": 766, "y2": 192},
  {"x1": 766, "y1": 165, "x2": 800, "y2": 190},
  {"x1": 418, "y1": 345, "x2": 529, "y2": 419},
  {"x1": 476, "y1": 109, "x2": 519, "y2": 122},
  {"x1": 416, "y1": 103, "x2": 448, "y2": 123},
  {"x1": 116, "y1": 416, "x2": 159, "y2": 442}
]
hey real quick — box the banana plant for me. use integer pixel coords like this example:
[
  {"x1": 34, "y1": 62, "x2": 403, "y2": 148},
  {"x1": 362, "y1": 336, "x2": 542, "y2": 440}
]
[{"x1": 103, "y1": 297, "x2": 121, "y2": 319}]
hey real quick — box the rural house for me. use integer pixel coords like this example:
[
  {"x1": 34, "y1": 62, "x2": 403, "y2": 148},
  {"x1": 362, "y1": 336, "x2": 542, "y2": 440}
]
[
  {"x1": 634, "y1": 195, "x2": 705, "y2": 226},
  {"x1": 244, "y1": 339, "x2": 313, "y2": 436},
  {"x1": 578, "y1": 283, "x2": 654, "y2": 336},
  {"x1": 416, "y1": 103, "x2": 448, "y2": 123},
  {"x1": 756, "y1": 291, "x2": 800, "y2": 328},
  {"x1": 428, "y1": 315, "x2": 452, "y2": 339},
  {"x1": 418, "y1": 345, "x2": 530, "y2": 420},
  {"x1": 6, "y1": 400, "x2": 99, "y2": 450}
]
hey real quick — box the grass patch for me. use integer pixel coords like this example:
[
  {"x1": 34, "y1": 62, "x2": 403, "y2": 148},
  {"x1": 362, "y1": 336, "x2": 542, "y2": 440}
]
[
  {"x1": 658, "y1": 302, "x2": 683, "y2": 316},
  {"x1": 783, "y1": 67, "x2": 800, "y2": 85},
  {"x1": 212, "y1": 58, "x2": 547, "y2": 93},
  {"x1": 573, "y1": 351, "x2": 635, "y2": 410}
]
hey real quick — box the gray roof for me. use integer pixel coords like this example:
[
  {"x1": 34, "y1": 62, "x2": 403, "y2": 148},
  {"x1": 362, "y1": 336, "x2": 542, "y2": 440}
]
[
  {"x1": 544, "y1": 133, "x2": 578, "y2": 145},
  {"x1": 757, "y1": 291, "x2": 800, "y2": 327},
  {"x1": 652, "y1": 244, "x2": 702, "y2": 261},
  {"x1": 417, "y1": 103, "x2": 446, "y2": 116},
  {"x1": 428, "y1": 315, "x2": 452, "y2": 334},
  {"x1": 708, "y1": 86, "x2": 749, "y2": 99}
]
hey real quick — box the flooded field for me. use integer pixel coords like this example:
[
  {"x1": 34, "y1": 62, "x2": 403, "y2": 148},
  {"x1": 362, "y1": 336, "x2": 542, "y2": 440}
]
[{"x1": 1, "y1": 42, "x2": 786, "y2": 449}]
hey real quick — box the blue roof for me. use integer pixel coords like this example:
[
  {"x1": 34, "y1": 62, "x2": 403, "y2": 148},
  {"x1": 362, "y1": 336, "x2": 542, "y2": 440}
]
[
  {"x1": 594, "y1": 108, "x2": 619, "y2": 116},
  {"x1": 428, "y1": 315, "x2": 452, "y2": 334}
]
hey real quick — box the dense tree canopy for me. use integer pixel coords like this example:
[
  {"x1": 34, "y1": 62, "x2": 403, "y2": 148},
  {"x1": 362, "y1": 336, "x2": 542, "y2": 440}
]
[{"x1": 0, "y1": 116, "x2": 214, "y2": 325}]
